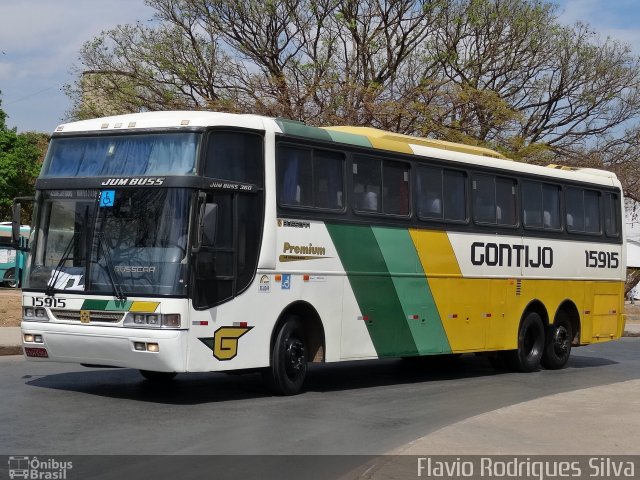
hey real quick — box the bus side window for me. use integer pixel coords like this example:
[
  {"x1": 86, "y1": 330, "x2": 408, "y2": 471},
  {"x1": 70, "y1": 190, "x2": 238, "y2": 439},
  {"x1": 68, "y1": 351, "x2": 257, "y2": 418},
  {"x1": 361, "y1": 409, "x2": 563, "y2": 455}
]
[
  {"x1": 443, "y1": 170, "x2": 467, "y2": 221},
  {"x1": 584, "y1": 190, "x2": 601, "y2": 233},
  {"x1": 496, "y1": 178, "x2": 517, "y2": 226},
  {"x1": 473, "y1": 175, "x2": 495, "y2": 224},
  {"x1": 278, "y1": 146, "x2": 312, "y2": 207},
  {"x1": 205, "y1": 131, "x2": 264, "y2": 187},
  {"x1": 542, "y1": 184, "x2": 561, "y2": 229},
  {"x1": 314, "y1": 150, "x2": 344, "y2": 210},
  {"x1": 383, "y1": 160, "x2": 409, "y2": 215},
  {"x1": 605, "y1": 193, "x2": 620, "y2": 237},
  {"x1": 417, "y1": 166, "x2": 443, "y2": 220},
  {"x1": 353, "y1": 157, "x2": 381, "y2": 213},
  {"x1": 522, "y1": 181, "x2": 543, "y2": 227},
  {"x1": 566, "y1": 187, "x2": 601, "y2": 234},
  {"x1": 565, "y1": 188, "x2": 583, "y2": 232},
  {"x1": 523, "y1": 181, "x2": 560, "y2": 230}
]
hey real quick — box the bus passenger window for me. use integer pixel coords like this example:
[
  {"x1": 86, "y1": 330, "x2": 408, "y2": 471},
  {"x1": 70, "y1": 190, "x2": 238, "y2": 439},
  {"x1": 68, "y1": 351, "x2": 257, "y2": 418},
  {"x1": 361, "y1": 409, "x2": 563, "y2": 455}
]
[
  {"x1": 565, "y1": 187, "x2": 601, "y2": 234},
  {"x1": 473, "y1": 175, "x2": 495, "y2": 224},
  {"x1": 353, "y1": 157, "x2": 381, "y2": 213},
  {"x1": 278, "y1": 146, "x2": 312, "y2": 206},
  {"x1": 523, "y1": 182, "x2": 560, "y2": 230},
  {"x1": 443, "y1": 170, "x2": 467, "y2": 221},
  {"x1": 417, "y1": 166, "x2": 443, "y2": 220},
  {"x1": 473, "y1": 175, "x2": 516, "y2": 226},
  {"x1": 542, "y1": 184, "x2": 561, "y2": 229},
  {"x1": 314, "y1": 150, "x2": 344, "y2": 210},
  {"x1": 522, "y1": 182, "x2": 543, "y2": 227},
  {"x1": 383, "y1": 161, "x2": 409, "y2": 215},
  {"x1": 584, "y1": 190, "x2": 601, "y2": 233},
  {"x1": 605, "y1": 193, "x2": 620, "y2": 237},
  {"x1": 566, "y1": 187, "x2": 587, "y2": 232},
  {"x1": 496, "y1": 178, "x2": 517, "y2": 226}
]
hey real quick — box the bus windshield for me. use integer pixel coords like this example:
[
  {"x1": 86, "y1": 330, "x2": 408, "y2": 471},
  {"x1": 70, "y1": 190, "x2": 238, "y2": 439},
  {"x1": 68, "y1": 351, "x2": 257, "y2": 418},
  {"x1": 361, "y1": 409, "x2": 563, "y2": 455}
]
[
  {"x1": 41, "y1": 132, "x2": 200, "y2": 177},
  {"x1": 26, "y1": 188, "x2": 192, "y2": 296}
]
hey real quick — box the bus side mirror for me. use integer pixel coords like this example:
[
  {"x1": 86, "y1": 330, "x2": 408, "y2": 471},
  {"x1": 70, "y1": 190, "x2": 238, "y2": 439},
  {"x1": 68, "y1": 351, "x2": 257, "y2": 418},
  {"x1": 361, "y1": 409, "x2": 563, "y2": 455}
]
[
  {"x1": 202, "y1": 203, "x2": 218, "y2": 246},
  {"x1": 11, "y1": 202, "x2": 21, "y2": 247},
  {"x1": 194, "y1": 202, "x2": 218, "y2": 252}
]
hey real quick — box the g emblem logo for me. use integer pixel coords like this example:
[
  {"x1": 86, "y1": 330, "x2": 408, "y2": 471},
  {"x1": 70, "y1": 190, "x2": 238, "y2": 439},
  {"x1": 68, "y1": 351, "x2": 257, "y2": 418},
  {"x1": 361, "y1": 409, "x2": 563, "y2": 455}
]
[{"x1": 212, "y1": 326, "x2": 252, "y2": 360}]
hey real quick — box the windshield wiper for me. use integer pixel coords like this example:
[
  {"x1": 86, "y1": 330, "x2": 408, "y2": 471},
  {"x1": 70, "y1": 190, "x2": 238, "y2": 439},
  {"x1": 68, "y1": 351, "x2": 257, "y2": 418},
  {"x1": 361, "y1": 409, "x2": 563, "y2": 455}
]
[
  {"x1": 96, "y1": 232, "x2": 127, "y2": 301},
  {"x1": 46, "y1": 232, "x2": 78, "y2": 296}
]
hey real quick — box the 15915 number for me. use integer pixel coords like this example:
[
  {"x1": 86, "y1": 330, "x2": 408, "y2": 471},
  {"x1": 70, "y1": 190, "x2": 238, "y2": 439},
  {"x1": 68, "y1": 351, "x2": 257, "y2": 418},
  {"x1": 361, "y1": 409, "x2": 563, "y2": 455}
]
[
  {"x1": 32, "y1": 297, "x2": 66, "y2": 308},
  {"x1": 585, "y1": 250, "x2": 619, "y2": 269}
]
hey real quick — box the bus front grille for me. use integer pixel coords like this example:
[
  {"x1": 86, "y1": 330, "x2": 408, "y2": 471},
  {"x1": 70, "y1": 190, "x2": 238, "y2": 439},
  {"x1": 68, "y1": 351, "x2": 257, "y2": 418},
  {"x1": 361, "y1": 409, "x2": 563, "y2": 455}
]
[{"x1": 50, "y1": 309, "x2": 124, "y2": 323}]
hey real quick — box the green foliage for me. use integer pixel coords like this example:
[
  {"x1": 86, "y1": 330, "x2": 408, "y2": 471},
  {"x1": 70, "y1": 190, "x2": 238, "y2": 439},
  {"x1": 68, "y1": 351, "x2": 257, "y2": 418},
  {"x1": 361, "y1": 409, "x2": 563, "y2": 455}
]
[{"x1": 0, "y1": 94, "x2": 48, "y2": 222}]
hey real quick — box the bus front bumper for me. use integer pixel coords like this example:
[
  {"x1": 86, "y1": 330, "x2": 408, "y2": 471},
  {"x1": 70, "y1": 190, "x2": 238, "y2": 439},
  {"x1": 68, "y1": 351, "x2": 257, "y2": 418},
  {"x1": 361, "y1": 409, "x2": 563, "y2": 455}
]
[{"x1": 21, "y1": 322, "x2": 188, "y2": 372}]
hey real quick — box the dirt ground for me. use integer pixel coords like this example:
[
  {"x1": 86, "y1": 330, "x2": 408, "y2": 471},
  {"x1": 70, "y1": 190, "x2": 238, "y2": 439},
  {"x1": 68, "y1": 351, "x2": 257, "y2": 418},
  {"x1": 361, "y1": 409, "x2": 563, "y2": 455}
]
[
  {"x1": 0, "y1": 289, "x2": 22, "y2": 327},
  {"x1": 1, "y1": 288, "x2": 640, "y2": 328}
]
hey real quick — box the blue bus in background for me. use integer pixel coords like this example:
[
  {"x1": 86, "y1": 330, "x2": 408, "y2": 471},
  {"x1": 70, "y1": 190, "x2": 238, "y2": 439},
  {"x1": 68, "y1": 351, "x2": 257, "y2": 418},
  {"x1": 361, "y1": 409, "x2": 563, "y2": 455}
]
[{"x1": 0, "y1": 222, "x2": 30, "y2": 288}]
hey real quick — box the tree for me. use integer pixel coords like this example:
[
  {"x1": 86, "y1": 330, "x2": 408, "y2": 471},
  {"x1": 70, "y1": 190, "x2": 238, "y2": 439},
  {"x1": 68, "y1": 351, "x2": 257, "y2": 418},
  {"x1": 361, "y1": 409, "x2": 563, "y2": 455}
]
[
  {"x1": 65, "y1": 0, "x2": 640, "y2": 196},
  {"x1": 0, "y1": 93, "x2": 47, "y2": 223}
]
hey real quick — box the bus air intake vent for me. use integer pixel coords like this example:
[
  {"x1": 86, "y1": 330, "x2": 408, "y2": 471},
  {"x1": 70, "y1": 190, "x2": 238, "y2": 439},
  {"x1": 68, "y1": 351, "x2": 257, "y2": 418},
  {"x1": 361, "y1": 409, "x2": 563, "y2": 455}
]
[{"x1": 50, "y1": 310, "x2": 124, "y2": 323}]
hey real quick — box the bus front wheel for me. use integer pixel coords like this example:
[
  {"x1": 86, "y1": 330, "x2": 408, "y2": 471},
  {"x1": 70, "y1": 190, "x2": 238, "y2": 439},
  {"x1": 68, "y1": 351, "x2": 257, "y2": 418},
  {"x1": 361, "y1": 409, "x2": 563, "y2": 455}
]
[
  {"x1": 504, "y1": 312, "x2": 545, "y2": 372},
  {"x1": 263, "y1": 316, "x2": 307, "y2": 395},
  {"x1": 3, "y1": 268, "x2": 21, "y2": 288},
  {"x1": 541, "y1": 315, "x2": 572, "y2": 370}
]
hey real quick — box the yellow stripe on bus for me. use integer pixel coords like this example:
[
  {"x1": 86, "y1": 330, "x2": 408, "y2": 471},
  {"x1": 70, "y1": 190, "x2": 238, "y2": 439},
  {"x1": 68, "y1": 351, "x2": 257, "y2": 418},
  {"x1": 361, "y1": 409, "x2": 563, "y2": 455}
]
[
  {"x1": 408, "y1": 230, "x2": 625, "y2": 352},
  {"x1": 130, "y1": 301, "x2": 160, "y2": 312}
]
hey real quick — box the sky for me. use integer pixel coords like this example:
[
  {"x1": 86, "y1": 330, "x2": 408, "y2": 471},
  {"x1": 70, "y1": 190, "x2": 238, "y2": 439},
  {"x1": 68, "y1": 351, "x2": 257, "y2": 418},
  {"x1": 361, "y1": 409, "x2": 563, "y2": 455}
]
[{"x1": 1, "y1": 0, "x2": 640, "y2": 133}]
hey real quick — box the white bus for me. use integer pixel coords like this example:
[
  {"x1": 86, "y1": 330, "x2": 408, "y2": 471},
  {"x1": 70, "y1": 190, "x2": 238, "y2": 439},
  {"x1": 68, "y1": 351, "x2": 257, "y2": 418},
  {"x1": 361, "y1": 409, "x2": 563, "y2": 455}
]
[{"x1": 18, "y1": 111, "x2": 625, "y2": 394}]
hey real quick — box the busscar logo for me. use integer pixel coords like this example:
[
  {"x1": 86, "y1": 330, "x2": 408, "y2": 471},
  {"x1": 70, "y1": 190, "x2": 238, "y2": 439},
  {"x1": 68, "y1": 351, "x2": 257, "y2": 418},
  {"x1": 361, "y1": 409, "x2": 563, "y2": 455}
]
[
  {"x1": 277, "y1": 219, "x2": 311, "y2": 229},
  {"x1": 101, "y1": 177, "x2": 165, "y2": 187},
  {"x1": 114, "y1": 265, "x2": 156, "y2": 274}
]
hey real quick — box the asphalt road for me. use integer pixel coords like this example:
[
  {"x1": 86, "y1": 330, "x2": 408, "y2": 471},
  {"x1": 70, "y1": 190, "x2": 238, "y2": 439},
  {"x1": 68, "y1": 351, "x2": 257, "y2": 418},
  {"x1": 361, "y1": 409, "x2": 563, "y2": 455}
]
[{"x1": 0, "y1": 339, "x2": 639, "y2": 477}]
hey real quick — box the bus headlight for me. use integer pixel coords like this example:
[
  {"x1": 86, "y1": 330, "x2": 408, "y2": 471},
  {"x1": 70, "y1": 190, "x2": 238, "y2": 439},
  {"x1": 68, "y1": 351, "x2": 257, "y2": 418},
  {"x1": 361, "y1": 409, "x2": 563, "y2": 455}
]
[
  {"x1": 124, "y1": 313, "x2": 181, "y2": 329},
  {"x1": 162, "y1": 314, "x2": 181, "y2": 328},
  {"x1": 23, "y1": 307, "x2": 49, "y2": 322}
]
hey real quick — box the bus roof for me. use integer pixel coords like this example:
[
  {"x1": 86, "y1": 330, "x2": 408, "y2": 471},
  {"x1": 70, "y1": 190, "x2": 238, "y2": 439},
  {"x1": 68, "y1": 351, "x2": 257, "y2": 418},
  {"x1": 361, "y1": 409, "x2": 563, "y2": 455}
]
[
  {"x1": 0, "y1": 223, "x2": 30, "y2": 237},
  {"x1": 53, "y1": 111, "x2": 620, "y2": 189}
]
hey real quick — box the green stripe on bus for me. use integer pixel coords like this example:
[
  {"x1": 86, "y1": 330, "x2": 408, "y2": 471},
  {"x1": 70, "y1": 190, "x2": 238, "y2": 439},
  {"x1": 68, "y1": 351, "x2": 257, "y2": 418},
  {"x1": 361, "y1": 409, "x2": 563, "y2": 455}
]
[
  {"x1": 371, "y1": 227, "x2": 451, "y2": 355},
  {"x1": 80, "y1": 299, "x2": 110, "y2": 310},
  {"x1": 80, "y1": 299, "x2": 132, "y2": 311},
  {"x1": 275, "y1": 119, "x2": 333, "y2": 142},
  {"x1": 324, "y1": 130, "x2": 372, "y2": 148},
  {"x1": 105, "y1": 300, "x2": 133, "y2": 311},
  {"x1": 326, "y1": 224, "x2": 418, "y2": 357}
]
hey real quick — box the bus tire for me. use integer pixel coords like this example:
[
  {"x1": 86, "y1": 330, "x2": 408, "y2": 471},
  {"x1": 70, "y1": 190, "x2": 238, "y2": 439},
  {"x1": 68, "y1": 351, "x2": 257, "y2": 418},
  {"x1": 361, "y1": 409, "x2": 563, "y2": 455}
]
[
  {"x1": 139, "y1": 370, "x2": 177, "y2": 382},
  {"x1": 504, "y1": 312, "x2": 545, "y2": 372},
  {"x1": 263, "y1": 316, "x2": 307, "y2": 395},
  {"x1": 541, "y1": 315, "x2": 572, "y2": 370},
  {"x1": 3, "y1": 268, "x2": 20, "y2": 288}
]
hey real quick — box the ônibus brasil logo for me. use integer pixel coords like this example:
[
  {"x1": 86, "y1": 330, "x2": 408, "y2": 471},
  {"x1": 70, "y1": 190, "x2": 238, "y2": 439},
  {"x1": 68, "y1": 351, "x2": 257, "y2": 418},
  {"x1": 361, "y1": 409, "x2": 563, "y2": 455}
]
[{"x1": 7, "y1": 456, "x2": 73, "y2": 479}]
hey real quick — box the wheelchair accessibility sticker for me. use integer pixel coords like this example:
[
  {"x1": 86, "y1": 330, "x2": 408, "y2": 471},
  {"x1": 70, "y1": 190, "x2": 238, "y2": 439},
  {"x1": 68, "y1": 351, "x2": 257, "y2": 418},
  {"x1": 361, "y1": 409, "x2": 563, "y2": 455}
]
[
  {"x1": 281, "y1": 274, "x2": 291, "y2": 290},
  {"x1": 99, "y1": 190, "x2": 115, "y2": 207}
]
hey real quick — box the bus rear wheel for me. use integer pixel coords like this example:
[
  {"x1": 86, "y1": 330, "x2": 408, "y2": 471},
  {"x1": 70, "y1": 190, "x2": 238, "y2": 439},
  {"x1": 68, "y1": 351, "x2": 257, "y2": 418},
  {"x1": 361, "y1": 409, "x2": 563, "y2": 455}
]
[
  {"x1": 541, "y1": 316, "x2": 572, "y2": 370},
  {"x1": 263, "y1": 316, "x2": 307, "y2": 395},
  {"x1": 504, "y1": 312, "x2": 545, "y2": 372}
]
